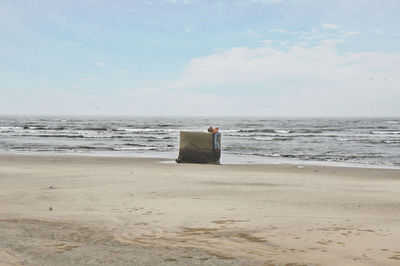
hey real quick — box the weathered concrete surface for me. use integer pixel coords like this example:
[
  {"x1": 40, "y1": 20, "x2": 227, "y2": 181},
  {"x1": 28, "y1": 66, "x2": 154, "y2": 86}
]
[{"x1": 176, "y1": 131, "x2": 221, "y2": 164}]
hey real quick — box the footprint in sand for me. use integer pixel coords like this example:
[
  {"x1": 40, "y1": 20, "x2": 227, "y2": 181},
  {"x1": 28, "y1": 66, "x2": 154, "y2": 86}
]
[
  {"x1": 389, "y1": 252, "x2": 400, "y2": 260},
  {"x1": 236, "y1": 233, "x2": 266, "y2": 243},
  {"x1": 316, "y1": 239, "x2": 333, "y2": 245},
  {"x1": 211, "y1": 219, "x2": 249, "y2": 225},
  {"x1": 134, "y1": 222, "x2": 149, "y2": 226},
  {"x1": 46, "y1": 243, "x2": 79, "y2": 253}
]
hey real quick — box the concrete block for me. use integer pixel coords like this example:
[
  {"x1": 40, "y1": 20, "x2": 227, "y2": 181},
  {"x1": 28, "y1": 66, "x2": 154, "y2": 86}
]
[{"x1": 176, "y1": 131, "x2": 221, "y2": 164}]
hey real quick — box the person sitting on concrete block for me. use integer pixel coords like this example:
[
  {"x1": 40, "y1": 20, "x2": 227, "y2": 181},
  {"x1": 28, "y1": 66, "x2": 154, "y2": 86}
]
[{"x1": 208, "y1": 126, "x2": 221, "y2": 150}]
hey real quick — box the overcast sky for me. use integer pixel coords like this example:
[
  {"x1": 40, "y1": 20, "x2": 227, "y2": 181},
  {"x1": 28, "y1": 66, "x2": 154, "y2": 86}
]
[{"x1": 1, "y1": 0, "x2": 399, "y2": 116}]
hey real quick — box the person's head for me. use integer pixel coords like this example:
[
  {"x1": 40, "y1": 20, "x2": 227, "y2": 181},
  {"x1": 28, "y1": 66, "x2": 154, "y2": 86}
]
[{"x1": 208, "y1": 126, "x2": 213, "y2": 132}]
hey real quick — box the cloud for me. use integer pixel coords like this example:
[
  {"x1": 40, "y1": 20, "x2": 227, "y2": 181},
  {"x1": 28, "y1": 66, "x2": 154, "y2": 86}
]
[
  {"x1": 122, "y1": 87, "x2": 165, "y2": 97},
  {"x1": 244, "y1": 29, "x2": 257, "y2": 36},
  {"x1": 164, "y1": 0, "x2": 191, "y2": 4},
  {"x1": 94, "y1": 62, "x2": 105, "y2": 67},
  {"x1": 316, "y1": 38, "x2": 345, "y2": 49},
  {"x1": 121, "y1": 87, "x2": 227, "y2": 115},
  {"x1": 268, "y1": 25, "x2": 355, "y2": 41},
  {"x1": 372, "y1": 30, "x2": 384, "y2": 34},
  {"x1": 268, "y1": 28, "x2": 289, "y2": 33},
  {"x1": 322, "y1": 23, "x2": 340, "y2": 30},
  {"x1": 249, "y1": 0, "x2": 285, "y2": 3},
  {"x1": 57, "y1": 42, "x2": 83, "y2": 47},
  {"x1": 300, "y1": 29, "x2": 357, "y2": 41},
  {"x1": 342, "y1": 31, "x2": 359, "y2": 37},
  {"x1": 168, "y1": 39, "x2": 400, "y2": 116},
  {"x1": 116, "y1": 69, "x2": 128, "y2": 74},
  {"x1": 171, "y1": 39, "x2": 349, "y2": 89}
]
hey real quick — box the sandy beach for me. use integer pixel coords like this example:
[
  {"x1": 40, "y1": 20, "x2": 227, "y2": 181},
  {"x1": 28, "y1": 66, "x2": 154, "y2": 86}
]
[{"x1": 0, "y1": 154, "x2": 399, "y2": 265}]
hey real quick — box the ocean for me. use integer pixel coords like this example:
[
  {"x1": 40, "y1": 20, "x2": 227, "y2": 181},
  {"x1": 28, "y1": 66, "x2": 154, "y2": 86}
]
[{"x1": 0, "y1": 116, "x2": 399, "y2": 168}]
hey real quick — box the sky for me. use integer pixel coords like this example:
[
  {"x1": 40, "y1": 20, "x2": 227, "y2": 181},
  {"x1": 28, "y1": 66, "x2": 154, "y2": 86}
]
[{"x1": 1, "y1": 0, "x2": 399, "y2": 117}]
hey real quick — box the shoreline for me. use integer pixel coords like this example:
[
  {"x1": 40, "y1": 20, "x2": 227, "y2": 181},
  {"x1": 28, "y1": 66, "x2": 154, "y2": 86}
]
[
  {"x1": 1, "y1": 154, "x2": 398, "y2": 182},
  {"x1": 1, "y1": 154, "x2": 399, "y2": 265},
  {"x1": 1, "y1": 151, "x2": 400, "y2": 170}
]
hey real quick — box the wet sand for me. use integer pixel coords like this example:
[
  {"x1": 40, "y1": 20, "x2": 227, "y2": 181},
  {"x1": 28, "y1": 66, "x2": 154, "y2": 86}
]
[{"x1": 0, "y1": 154, "x2": 399, "y2": 265}]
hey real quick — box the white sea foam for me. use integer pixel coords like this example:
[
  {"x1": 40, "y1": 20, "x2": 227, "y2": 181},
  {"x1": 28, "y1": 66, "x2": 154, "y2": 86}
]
[
  {"x1": 371, "y1": 131, "x2": 400, "y2": 135},
  {"x1": 113, "y1": 147, "x2": 156, "y2": 151},
  {"x1": 383, "y1": 140, "x2": 400, "y2": 144},
  {"x1": 254, "y1": 137, "x2": 274, "y2": 141},
  {"x1": 0, "y1": 126, "x2": 22, "y2": 131},
  {"x1": 117, "y1": 128, "x2": 178, "y2": 133},
  {"x1": 220, "y1": 129, "x2": 239, "y2": 133},
  {"x1": 274, "y1": 130, "x2": 290, "y2": 134}
]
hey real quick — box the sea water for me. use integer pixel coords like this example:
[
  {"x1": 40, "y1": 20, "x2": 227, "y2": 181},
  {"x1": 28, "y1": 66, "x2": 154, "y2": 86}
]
[{"x1": 0, "y1": 116, "x2": 399, "y2": 167}]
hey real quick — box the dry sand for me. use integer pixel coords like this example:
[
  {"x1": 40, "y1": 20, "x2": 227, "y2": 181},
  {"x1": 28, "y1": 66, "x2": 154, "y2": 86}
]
[{"x1": 0, "y1": 154, "x2": 399, "y2": 265}]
